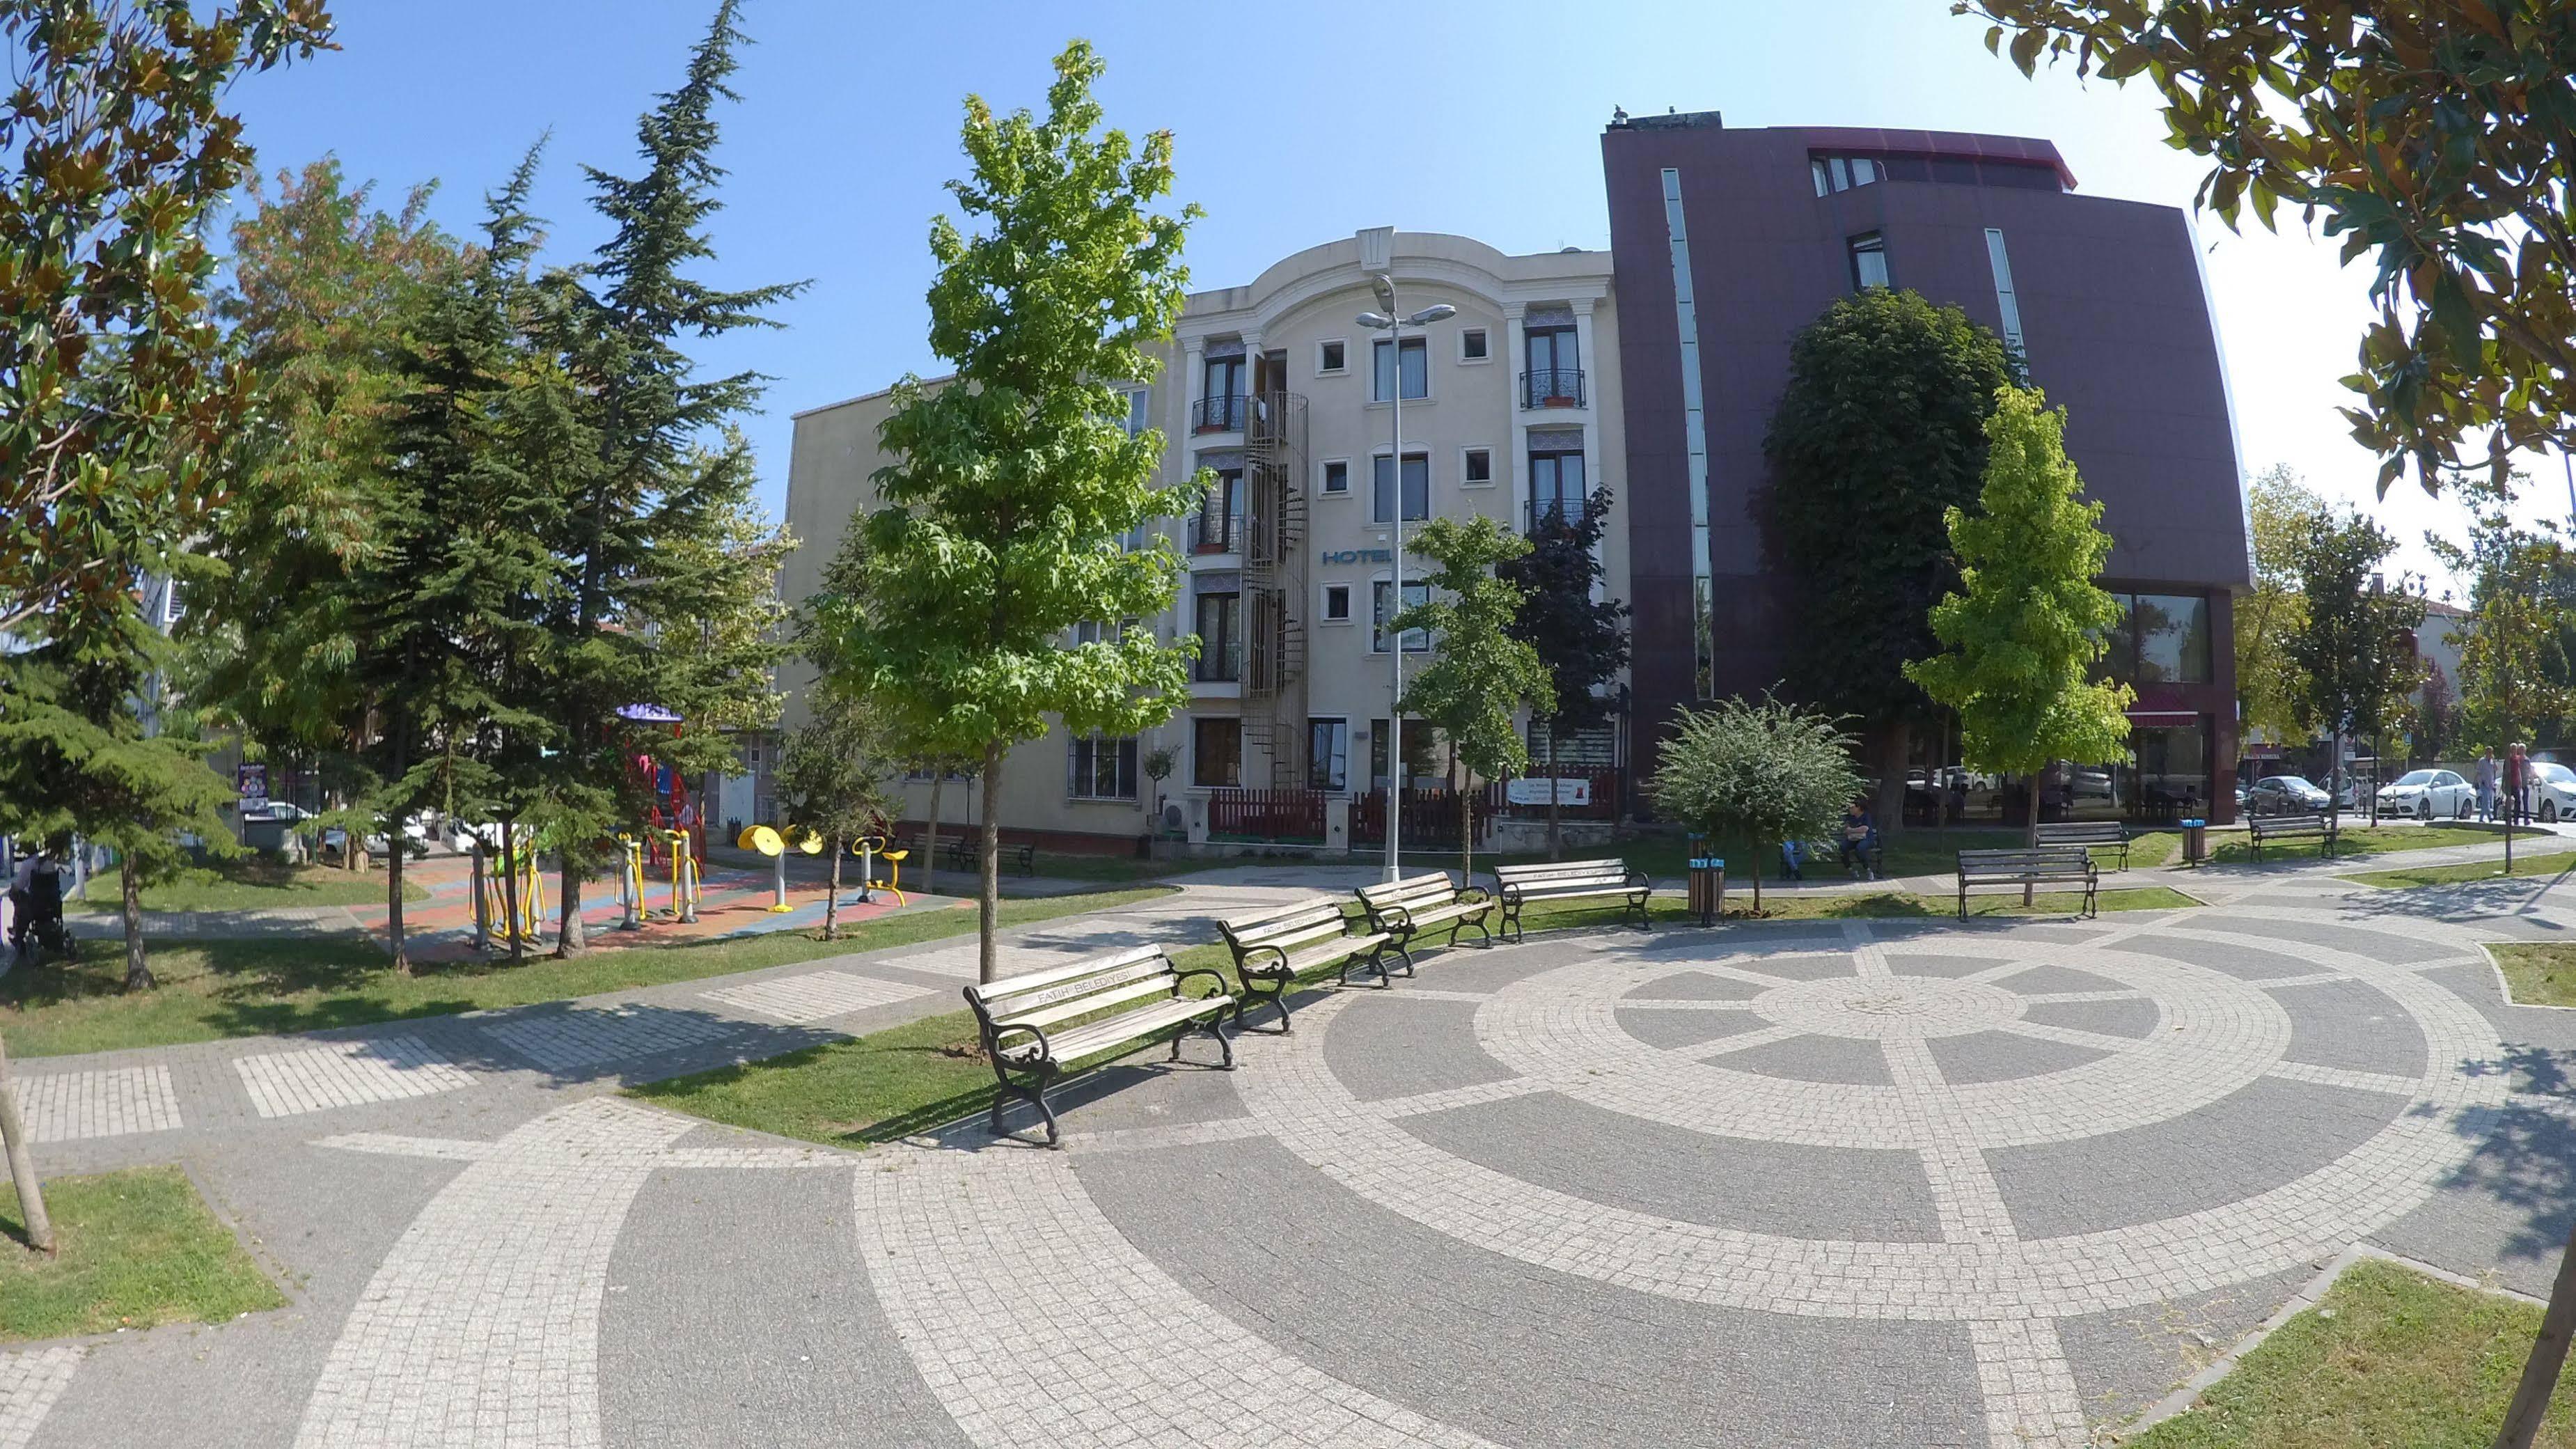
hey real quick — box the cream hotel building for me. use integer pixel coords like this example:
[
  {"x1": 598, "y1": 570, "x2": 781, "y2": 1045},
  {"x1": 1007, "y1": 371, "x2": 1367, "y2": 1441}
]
[{"x1": 780, "y1": 226, "x2": 1628, "y2": 855}]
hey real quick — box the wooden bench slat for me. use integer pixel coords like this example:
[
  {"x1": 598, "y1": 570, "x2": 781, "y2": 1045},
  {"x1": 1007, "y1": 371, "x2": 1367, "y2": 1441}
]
[
  {"x1": 968, "y1": 943, "x2": 1166, "y2": 1004},
  {"x1": 1013, "y1": 998, "x2": 1228, "y2": 1065},
  {"x1": 964, "y1": 942, "x2": 1235, "y2": 1147},
  {"x1": 994, "y1": 973, "x2": 1179, "y2": 1034}
]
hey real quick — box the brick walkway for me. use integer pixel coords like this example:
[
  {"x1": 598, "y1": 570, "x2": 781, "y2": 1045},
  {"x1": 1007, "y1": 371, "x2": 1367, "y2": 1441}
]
[{"x1": 3, "y1": 865, "x2": 2575, "y2": 1446}]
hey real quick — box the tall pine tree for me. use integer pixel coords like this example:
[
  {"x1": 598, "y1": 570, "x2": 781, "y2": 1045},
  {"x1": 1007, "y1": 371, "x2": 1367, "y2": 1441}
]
[
  {"x1": 1500, "y1": 485, "x2": 1630, "y2": 859},
  {"x1": 535, "y1": 1, "x2": 799, "y2": 955}
]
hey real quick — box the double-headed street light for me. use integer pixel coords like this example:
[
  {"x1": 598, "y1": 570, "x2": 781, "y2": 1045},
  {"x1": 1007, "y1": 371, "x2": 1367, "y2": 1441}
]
[{"x1": 1357, "y1": 273, "x2": 1455, "y2": 882}]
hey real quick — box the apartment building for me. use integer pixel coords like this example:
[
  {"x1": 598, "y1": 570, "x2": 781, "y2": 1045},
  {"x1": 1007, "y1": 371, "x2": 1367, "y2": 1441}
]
[
  {"x1": 1600, "y1": 113, "x2": 2254, "y2": 821},
  {"x1": 780, "y1": 227, "x2": 1627, "y2": 853}
]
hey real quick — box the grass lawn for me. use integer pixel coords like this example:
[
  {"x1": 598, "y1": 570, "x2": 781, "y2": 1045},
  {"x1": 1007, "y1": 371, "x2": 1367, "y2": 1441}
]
[
  {"x1": 636, "y1": 884, "x2": 2197, "y2": 1150},
  {"x1": 2206, "y1": 821, "x2": 2513, "y2": 866},
  {"x1": 63, "y1": 859, "x2": 426, "y2": 914},
  {"x1": 2126, "y1": 1257, "x2": 2576, "y2": 1447},
  {"x1": 2341, "y1": 852, "x2": 2576, "y2": 891},
  {"x1": 2490, "y1": 943, "x2": 2576, "y2": 1008},
  {"x1": 0, "y1": 886, "x2": 1172, "y2": 1058},
  {"x1": 1, "y1": 1167, "x2": 283, "y2": 1342}
]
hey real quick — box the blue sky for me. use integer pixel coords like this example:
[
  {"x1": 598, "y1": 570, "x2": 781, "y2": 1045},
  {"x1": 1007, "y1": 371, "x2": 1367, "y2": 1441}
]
[{"x1": 228, "y1": 0, "x2": 2491, "y2": 588}]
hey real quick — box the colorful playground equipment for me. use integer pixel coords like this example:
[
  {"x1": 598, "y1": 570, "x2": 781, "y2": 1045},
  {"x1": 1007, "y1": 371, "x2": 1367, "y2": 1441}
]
[
  {"x1": 739, "y1": 822, "x2": 822, "y2": 912},
  {"x1": 615, "y1": 835, "x2": 648, "y2": 930},
  {"x1": 478, "y1": 838, "x2": 548, "y2": 948},
  {"x1": 661, "y1": 827, "x2": 700, "y2": 923}
]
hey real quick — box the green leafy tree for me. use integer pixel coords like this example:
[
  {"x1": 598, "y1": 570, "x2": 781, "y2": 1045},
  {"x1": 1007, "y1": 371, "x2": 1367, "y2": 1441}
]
[
  {"x1": 2284, "y1": 507, "x2": 2426, "y2": 831},
  {"x1": 356, "y1": 149, "x2": 575, "y2": 971},
  {"x1": 1391, "y1": 515, "x2": 1553, "y2": 883},
  {"x1": 2236, "y1": 465, "x2": 2327, "y2": 746},
  {"x1": 1903, "y1": 385, "x2": 2134, "y2": 839},
  {"x1": 1648, "y1": 694, "x2": 1864, "y2": 913},
  {"x1": 2433, "y1": 485, "x2": 2574, "y2": 758},
  {"x1": 1500, "y1": 486, "x2": 1629, "y2": 859},
  {"x1": 780, "y1": 538, "x2": 898, "y2": 939},
  {"x1": 832, "y1": 41, "x2": 1199, "y2": 982},
  {"x1": 1964, "y1": 1, "x2": 2576, "y2": 497},
  {"x1": 0, "y1": 0, "x2": 336, "y2": 636},
  {"x1": 533, "y1": 0, "x2": 798, "y2": 955},
  {"x1": 1764, "y1": 288, "x2": 2019, "y2": 826}
]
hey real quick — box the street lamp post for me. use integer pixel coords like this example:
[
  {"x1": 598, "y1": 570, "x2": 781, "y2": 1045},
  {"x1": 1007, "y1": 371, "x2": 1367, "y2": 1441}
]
[{"x1": 1358, "y1": 273, "x2": 1455, "y2": 882}]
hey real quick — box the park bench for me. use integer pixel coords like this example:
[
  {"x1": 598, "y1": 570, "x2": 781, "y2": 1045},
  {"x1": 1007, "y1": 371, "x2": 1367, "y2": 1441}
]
[
  {"x1": 1216, "y1": 896, "x2": 1392, "y2": 1028},
  {"x1": 905, "y1": 831, "x2": 1036, "y2": 878},
  {"x1": 1489, "y1": 859, "x2": 1654, "y2": 943},
  {"x1": 962, "y1": 943, "x2": 1234, "y2": 1147},
  {"x1": 1955, "y1": 847, "x2": 2099, "y2": 921},
  {"x1": 2245, "y1": 812, "x2": 2338, "y2": 861},
  {"x1": 1356, "y1": 873, "x2": 1493, "y2": 969},
  {"x1": 2034, "y1": 820, "x2": 2131, "y2": 870}
]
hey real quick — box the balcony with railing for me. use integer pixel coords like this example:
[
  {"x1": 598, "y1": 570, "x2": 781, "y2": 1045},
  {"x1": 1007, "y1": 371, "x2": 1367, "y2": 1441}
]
[
  {"x1": 1191, "y1": 393, "x2": 1246, "y2": 434},
  {"x1": 1525, "y1": 496, "x2": 1588, "y2": 534},
  {"x1": 1520, "y1": 368, "x2": 1586, "y2": 409},
  {"x1": 1189, "y1": 510, "x2": 1242, "y2": 554}
]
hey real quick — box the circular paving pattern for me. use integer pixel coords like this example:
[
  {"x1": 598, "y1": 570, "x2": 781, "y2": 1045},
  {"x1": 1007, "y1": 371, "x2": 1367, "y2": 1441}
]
[{"x1": 1227, "y1": 914, "x2": 2510, "y2": 1443}]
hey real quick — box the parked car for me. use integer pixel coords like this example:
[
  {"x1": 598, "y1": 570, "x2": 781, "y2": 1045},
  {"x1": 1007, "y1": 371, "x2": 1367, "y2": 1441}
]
[
  {"x1": 2376, "y1": 769, "x2": 2474, "y2": 820},
  {"x1": 2243, "y1": 774, "x2": 2331, "y2": 816},
  {"x1": 2071, "y1": 767, "x2": 2114, "y2": 800},
  {"x1": 2526, "y1": 762, "x2": 2576, "y2": 823}
]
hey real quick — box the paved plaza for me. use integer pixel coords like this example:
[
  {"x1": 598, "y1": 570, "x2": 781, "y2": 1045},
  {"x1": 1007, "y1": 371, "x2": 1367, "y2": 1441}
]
[{"x1": 6, "y1": 856, "x2": 2576, "y2": 1446}]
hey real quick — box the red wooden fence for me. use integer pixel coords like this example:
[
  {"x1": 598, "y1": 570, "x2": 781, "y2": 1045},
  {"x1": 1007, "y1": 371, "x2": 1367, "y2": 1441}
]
[{"x1": 1208, "y1": 788, "x2": 1328, "y2": 843}]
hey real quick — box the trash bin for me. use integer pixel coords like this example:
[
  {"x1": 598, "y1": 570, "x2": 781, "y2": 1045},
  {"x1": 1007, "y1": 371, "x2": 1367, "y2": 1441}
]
[
  {"x1": 1686, "y1": 836, "x2": 1726, "y2": 925},
  {"x1": 2180, "y1": 817, "x2": 2207, "y2": 866}
]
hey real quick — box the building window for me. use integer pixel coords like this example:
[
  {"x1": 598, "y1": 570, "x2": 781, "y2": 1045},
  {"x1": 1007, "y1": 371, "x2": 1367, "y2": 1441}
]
[
  {"x1": 1530, "y1": 445, "x2": 1585, "y2": 524},
  {"x1": 1307, "y1": 719, "x2": 1349, "y2": 792},
  {"x1": 1193, "y1": 716, "x2": 1241, "y2": 788},
  {"x1": 1523, "y1": 325, "x2": 1581, "y2": 407},
  {"x1": 1317, "y1": 339, "x2": 1346, "y2": 375},
  {"x1": 2125, "y1": 593, "x2": 2212, "y2": 685},
  {"x1": 1812, "y1": 155, "x2": 1882, "y2": 195},
  {"x1": 1194, "y1": 592, "x2": 1241, "y2": 681},
  {"x1": 1122, "y1": 389, "x2": 1149, "y2": 437},
  {"x1": 1461, "y1": 447, "x2": 1493, "y2": 486},
  {"x1": 1193, "y1": 468, "x2": 1242, "y2": 551},
  {"x1": 1069, "y1": 619, "x2": 1110, "y2": 647},
  {"x1": 1984, "y1": 227, "x2": 2026, "y2": 354},
  {"x1": 1848, "y1": 232, "x2": 1890, "y2": 290},
  {"x1": 1372, "y1": 336, "x2": 1427, "y2": 401},
  {"x1": 1369, "y1": 717, "x2": 1437, "y2": 788},
  {"x1": 1322, "y1": 583, "x2": 1352, "y2": 622},
  {"x1": 1373, "y1": 579, "x2": 1430, "y2": 653},
  {"x1": 1321, "y1": 459, "x2": 1349, "y2": 495},
  {"x1": 1067, "y1": 735, "x2": 1139, "y2": 801},
  {"x1": 1203, "y1": 354, "x2": 1242, "y2": 405},
  {"x1": 1372, "y1": 452, "x2": 1430, "y2": 522},
  {"x1": 1459, "y1": 327, "x2": 1489, "y2": 362}
]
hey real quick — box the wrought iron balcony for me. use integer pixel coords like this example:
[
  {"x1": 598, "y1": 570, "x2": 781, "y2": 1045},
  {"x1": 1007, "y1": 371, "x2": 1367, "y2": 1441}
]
[
  {"x1": 1520, "y1": 368, "x2": 1586, "y2": 409},
  {"x1": 1525, "y1": 496, "x2": 1587, "y2": 534},
  {"x1": 1191, "y1": 393, "x2": 1246, "y2": 433},
  {"x1": 1189, "y1": 511, "x2": 1242, "y2": 554}
]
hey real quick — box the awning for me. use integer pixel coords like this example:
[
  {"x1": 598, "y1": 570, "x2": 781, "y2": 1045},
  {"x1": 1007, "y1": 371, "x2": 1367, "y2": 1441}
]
[{"x1": 2125, "y1": 710, "x2": 2200, "y2": 728}]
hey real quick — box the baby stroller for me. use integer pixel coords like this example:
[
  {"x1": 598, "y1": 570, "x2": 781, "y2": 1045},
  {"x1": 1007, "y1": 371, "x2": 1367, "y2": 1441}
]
[{"x1": 8, "y1": 857, "x2": 70, "y2": 964}]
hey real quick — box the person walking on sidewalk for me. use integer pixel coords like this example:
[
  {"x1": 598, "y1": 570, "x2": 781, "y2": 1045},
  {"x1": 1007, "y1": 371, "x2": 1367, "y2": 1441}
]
[
  {"x1": 2508, "y1": 744, "x2": 2531, "y2": 825},
  {"x1": 2477, "y1": 748, "x2": 2501, "y2": 823}
]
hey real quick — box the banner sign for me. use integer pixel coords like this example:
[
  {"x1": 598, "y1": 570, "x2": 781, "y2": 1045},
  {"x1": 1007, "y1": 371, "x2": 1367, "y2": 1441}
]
[
  {"x1": 1504, "y1": 777, "x2": 1592, "y2": 807},
  {"x1": 236, "y1": 762, "x2": 268, "y2": 809}
]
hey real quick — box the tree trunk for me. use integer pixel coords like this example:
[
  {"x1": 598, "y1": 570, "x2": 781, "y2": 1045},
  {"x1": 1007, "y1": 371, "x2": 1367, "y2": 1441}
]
[
  {"x1": 501, "y1": 819, "x2": 524, "y2": 964},
  {"x1": 977, "y1": 741, "x2": 1004, "y2": 985},
  {"x1": 2025, "y1": 774, "x2": 2041, "y2": 907},
  {"x1": 824, "y1": 836, "x2": 843, "y2": 941},
  {"x1": 2494, "y1": 1219, "x2": 2576, "y2": 1449},
  {"x1": 923, "y1": 775, "x2": 942, "y2": 900},
  {"x1": 388, "y1": 839, "x2": 409, "y2": 976},
  {"x1": 556, "y1": 861, "x2": 586, "y2": 957},
  {"x1": 1544, "y1": 731, "x2": 1563, "y2": 861},
  {"x1": 0, "y1": 1033, "x2": 53, "y2": 1255},
  {"x1": 120, "y1": 854, "x2": 152, "y2": 992},
  {"x1": 1873, "y1": 720, "x2": 1910, "y2": 835},
  {"x1": 1461, "y1": 784, "x2": 1477, "y2": 893},
  {"x1": 1750, "y1": 846, "x2": 1763, "y2": 914}
]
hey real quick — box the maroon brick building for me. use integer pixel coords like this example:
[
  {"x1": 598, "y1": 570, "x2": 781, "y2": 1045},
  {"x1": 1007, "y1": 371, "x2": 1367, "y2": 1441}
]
[{"x1": 1601, "y1": 112, "x2": 2251, "y2": 822}]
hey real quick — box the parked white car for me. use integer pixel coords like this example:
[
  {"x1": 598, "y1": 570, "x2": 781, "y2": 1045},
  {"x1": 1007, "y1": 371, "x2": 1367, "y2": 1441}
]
[
  {"x1": 2525, "y1": 762, "x2": 2576, "y2": 823},
  {"x1": 2377, "y1": 769, "x2": 2474, "y2": 820}
]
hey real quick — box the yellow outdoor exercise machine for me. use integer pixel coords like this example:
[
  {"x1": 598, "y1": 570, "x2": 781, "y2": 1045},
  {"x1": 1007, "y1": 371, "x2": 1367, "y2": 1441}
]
[
  {"x1": 739, "y1": 823, "x2": 820, "y2": 913},
  {"x1": 854, "y1": 834, "x2": 906, "y2": 907},
  {"x1": 478, "y1": 839, "x2": 547, "y2": 948},
  {"x1": 662, "y1": 828, "x2": 700, "y2": 923},
  {"x1": 615, "y1": 834, "x2": 648, "y2": 930}
]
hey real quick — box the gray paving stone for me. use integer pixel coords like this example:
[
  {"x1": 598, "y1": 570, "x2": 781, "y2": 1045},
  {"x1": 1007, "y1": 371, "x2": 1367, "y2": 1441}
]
[
  {"x1": 2121, "y1": 934, "x2": 2324, "y2": 979},
  {"x1": 1076, "y1": 1136, "x2": 1983, "y2": 1448},
  {"x1": 2374, "y1": 1096, "x2": 2576, "y2": 1298},
  {"x1": 1993, "y1": 963, "x2": 2126, "y2": 995},
  {"x1": 2272, "y1": 979, "x2": 2430, "y2": 1076},
  {"x1": 1614, "y1": 1005, "x2": 1771, "y2": 1051},
  {"x1": 2055, "y1": 1264, "x2": 2314, "y2": 1430},
  {"x1": 1993, "y1": 1077, "x2": 2402, "y2": 1238},
  {"x1": 604, "y1": 1166, "x2": 971, "y2": 1449},
  {"x1": 1718, "y1": 1032, "x2": 1895, "y2": 1084},
  {"x1": 1401, "y1": 1088, "x2": 1945, "y2": 1241},
  {"x1": 1926, "y1": 1028, "x2": 2110, "y2": 1085},
  {"x1": 2210, "y1": 914, "x2": 2463, "y2": 965},
  {"x1": 1324, "y1": 996, "x2": 1514, "y2": 1103},
  {"x1": 2021, "y1": 997, "x2": 2161, "y2": 1038},
  {"x1": 1624, "y1": 969, "x2": 1764, "y2": 1001}
]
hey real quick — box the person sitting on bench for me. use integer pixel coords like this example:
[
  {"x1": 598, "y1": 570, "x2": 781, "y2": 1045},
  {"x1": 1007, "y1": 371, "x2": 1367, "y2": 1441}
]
[
  {"x1": 1780, "y1": 837, "x2": 1807, "y2": 881},
  {"x1": 1837, "y1": 801, "x2": 1881, "y2": 879}
]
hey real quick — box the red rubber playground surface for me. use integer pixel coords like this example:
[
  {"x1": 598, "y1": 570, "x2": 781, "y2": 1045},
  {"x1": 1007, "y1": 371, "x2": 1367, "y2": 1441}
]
[{"x1": 345, "y1": 852, "x2": 937, "y2": 963}]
